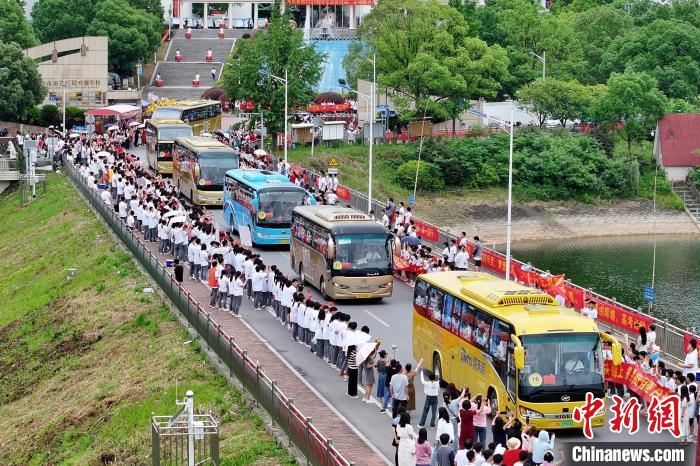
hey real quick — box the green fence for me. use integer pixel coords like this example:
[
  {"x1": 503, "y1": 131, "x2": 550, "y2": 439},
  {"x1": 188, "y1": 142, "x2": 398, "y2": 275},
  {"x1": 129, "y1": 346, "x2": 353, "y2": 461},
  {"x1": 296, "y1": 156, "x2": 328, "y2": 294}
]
[{"x1": 65, "y1": 161, "x2": 353, "y2": 466}]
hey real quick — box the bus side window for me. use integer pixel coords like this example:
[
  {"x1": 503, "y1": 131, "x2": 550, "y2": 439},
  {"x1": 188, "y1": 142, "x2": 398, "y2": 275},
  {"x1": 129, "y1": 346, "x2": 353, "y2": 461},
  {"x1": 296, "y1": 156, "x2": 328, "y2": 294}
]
[
  {"x1": 428, "y1": 286, "x2": 444, "y2": 325},
  {"x1": 474, "y1": 311, "x2": 492, "y2": 351},
  {"x1": 414, "y1": 280, "x2": 428, "y2": 317},
  {"x1": 450, "y1": 299, "x2": 462, "y2": 336},
  {"x1": 442, "y1": 295, "x2": 453, "y2": 332},
  {"x1": 460, "y1": 303, "x2": 475, "y2": 343},
  {"x1": 490, "y1": 320, "x2": 510, "y2": 361}
]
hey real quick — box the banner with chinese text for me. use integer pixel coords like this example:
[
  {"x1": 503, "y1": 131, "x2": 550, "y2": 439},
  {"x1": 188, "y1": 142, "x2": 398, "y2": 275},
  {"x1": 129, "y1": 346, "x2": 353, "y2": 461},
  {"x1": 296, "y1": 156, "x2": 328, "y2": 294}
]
[{"x1": 604, "y1": 360, "x2": 673, "y2": 403}]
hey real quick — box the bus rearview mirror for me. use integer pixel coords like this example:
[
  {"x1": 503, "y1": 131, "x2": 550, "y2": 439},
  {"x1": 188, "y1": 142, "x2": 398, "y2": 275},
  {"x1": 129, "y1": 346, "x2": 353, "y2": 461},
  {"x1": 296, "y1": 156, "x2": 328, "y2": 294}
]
[
  {"x1": 514, "y1": 347, "x2": 525, "y2": 370},
  {"x1": 193, "y1": 163, "x2": 200, "y2": 179},
  {"x1": 327, "y1": 237, "x2": 335, "y2": 260}
]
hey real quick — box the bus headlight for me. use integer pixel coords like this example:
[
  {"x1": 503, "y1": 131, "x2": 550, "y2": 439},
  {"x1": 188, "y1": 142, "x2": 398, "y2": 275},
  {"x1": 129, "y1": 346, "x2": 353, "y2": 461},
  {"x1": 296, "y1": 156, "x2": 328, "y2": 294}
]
[
  {"x1": 519, "y1": 407, "x2": 544, "y2": 419},
  {"x1": 333, "y1": 283, "x2": 349, "y2": 289}
]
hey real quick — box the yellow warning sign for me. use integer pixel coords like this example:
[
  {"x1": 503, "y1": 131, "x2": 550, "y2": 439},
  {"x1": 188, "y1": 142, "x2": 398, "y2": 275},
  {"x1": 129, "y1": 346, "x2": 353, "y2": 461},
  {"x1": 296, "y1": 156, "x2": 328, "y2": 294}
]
[{"x1": 328, "y1": 157, "x2": 339, "y2": 167}]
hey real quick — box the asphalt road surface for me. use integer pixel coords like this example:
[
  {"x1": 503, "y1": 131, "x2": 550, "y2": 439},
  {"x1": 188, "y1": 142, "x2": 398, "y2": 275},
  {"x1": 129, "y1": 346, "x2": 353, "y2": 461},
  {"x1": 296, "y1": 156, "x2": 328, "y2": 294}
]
[{"x1": 131, "y1": 147, "x2": 676, "y2": 462}]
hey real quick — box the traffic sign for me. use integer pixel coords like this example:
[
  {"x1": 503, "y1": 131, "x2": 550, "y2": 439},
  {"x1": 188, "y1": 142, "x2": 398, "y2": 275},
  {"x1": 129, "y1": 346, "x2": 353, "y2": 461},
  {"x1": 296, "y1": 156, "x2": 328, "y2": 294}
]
[
  {"x1": 86, "y1": 114, "x2": 95, "y2": 124},
  {"x1": 409, "y1": 195, "x2": 415, "y2": 206},
  {"x1": 49, "y1": 95, "x2": 57, "y2": 104},
  {"x1": 137, "y1": 64, "x2": 143, "y2": 76},
  {"x1": 328, "y1": 157, "x2": 339, "y2": 167},
  {"x1": 644, "y1": 285, "x2": 654, "y2": 302},
  {"x1": 327, "y1": 168, "x2": 338, "y2": 175},
  {"x1": 376, "y1": 104, "x2": 388, "y2": 110}
]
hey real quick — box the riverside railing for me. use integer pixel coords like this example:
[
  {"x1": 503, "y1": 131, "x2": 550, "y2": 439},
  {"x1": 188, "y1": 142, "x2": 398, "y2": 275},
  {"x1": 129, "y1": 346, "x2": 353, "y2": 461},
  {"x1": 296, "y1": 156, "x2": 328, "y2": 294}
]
[
  {"x1": 290, "y1": 163, "x2": 693, "y2": 367},
  {"x1": 64, "y1": 160, "x2": 352, "y2": 466}
]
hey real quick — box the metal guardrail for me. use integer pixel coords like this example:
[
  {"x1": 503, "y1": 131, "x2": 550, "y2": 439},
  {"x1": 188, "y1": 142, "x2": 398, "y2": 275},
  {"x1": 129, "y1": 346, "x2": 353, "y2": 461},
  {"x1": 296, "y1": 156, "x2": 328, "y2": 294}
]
[
  {"x1": 64, "y1": 160, "x2": 353, "y2": 466},
  {"x1": 295, "y1": 164, "x2": 692, "y2": 367}
]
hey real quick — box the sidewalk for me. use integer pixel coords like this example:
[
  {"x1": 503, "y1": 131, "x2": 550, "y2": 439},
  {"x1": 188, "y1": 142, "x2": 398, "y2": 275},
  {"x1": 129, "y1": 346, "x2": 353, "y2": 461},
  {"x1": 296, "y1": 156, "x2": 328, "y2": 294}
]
[{"x1": 133, "y1": 233, "x2": 388, "y2": 465}]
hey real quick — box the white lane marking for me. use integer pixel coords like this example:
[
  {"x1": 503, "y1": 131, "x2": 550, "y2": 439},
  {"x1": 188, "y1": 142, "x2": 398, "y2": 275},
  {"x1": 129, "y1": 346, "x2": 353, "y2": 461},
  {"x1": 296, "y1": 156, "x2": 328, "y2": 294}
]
[
  {"x1": 363, "y1": 309, "x2": 390, "y2": 328},
  {"x1": 236, "y1": 313, "x2": 393, "y2": 465}
]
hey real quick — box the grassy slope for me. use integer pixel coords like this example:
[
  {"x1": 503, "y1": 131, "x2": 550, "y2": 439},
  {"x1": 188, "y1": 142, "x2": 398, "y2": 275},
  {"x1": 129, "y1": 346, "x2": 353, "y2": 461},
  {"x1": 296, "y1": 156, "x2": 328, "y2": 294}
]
[
  {"x1": 0, "y1": 175, "x2": 295, "y2": 465},
  {"x1": 286, "y1": 139, "x2": 682, "y2": 225}
]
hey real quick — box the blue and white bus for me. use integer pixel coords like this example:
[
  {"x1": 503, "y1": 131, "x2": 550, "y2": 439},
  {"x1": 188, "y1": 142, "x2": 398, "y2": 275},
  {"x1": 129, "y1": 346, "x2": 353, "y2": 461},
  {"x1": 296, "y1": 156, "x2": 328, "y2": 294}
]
[{"x1": 223, "y1": 169, "x2": 315, "y2": 245}]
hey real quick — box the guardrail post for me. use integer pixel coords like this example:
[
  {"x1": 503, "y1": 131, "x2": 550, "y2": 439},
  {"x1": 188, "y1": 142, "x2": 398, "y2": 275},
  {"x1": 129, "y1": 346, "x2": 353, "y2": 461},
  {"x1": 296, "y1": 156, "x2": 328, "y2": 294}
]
[
  {"x1": 271, "y1": 380, "x2": 276, "y2": 427},
  {"x1": 228, "y1": 339, "x2": 234, "y2": 376},
  {"x1": 206, "y1": 314, "x2": 211, "y2": 350},
  {"x1": 217, "y1": 324, "x2": 222, "y2": 363},
  {"x1": 325, "y1": 438, "x2": 332, "y2": 465},
  {"x1": 305, "y1": 417, "x2": 312, "y2": 466},
  {"x1": 287, "y1": 399, "x2": 294, "y2": 447}
]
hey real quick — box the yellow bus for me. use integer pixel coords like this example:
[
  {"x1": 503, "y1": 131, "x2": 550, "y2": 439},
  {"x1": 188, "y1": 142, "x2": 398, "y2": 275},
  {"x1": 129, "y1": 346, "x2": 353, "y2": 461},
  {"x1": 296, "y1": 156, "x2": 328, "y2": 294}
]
[
  {"x1": 412, "y1": 271, "x2": 621, "y2": 431},
  {"x1": 290, "y1": 205, "x2": 401, "y2": 300},
  {"x1": 151, "y1": 100, "x2": 222, "y2": 136},
  {"x1": 172, "y1": 136, "x2": 239, "y2": 206},
  {"x1": 145, "y1": 119, "x2": 193, "y2": 175}
]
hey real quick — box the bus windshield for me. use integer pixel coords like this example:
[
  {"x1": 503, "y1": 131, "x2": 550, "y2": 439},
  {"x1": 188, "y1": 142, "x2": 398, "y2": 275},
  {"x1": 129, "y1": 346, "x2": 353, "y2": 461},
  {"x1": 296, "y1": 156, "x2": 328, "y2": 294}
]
[
  {"x1": 158, "y1": 127, "x2": 193, "y2": 141},
  {"x1": 152, "y1": 108, "x2": 182, "y2": 120},
  {"x1": 333, "y1": 233, "x2": 391, "y2": 275},
  {"x1": 257, "y1": 189, "x2": 306, "y2": 227},
  {"x1": 156, "y1": 142, "x2": 174, "y2": 160},
  {"x1": 199, "y1": 155, "x2": 239, "y2": 187},
  {"x1": 519, "y1": 333, "x2": 604, "y2": 401}
]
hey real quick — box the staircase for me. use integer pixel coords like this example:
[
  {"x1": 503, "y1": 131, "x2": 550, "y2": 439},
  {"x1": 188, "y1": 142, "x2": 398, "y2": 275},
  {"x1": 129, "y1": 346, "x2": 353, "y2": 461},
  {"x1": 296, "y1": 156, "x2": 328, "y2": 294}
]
[
  {"x1": 143, "y1": 28, "x2": 245, "y2": 101},
  {"x1": 673, "y1": 181, "x2": 700, "y2": 223}
]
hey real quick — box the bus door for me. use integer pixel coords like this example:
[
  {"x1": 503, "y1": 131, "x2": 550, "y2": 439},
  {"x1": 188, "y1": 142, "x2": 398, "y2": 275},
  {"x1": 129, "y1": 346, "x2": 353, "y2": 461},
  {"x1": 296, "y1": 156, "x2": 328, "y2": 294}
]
[{"x1": 487, "y1": 319, "x2": 516, "y2": 412}]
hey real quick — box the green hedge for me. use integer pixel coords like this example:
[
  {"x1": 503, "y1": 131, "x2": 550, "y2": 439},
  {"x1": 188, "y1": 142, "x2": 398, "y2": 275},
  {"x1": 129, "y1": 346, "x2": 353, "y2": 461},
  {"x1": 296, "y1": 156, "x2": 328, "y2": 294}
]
[
  {"x1": 393, "y1": 129, "x2": 641, "y2": 200},
  {"x1": 396, "y1": 160, "x2": 445, "y2": 191},
  {"x1": 689, "y1": 167, "x2": 700, "y2": 190}
]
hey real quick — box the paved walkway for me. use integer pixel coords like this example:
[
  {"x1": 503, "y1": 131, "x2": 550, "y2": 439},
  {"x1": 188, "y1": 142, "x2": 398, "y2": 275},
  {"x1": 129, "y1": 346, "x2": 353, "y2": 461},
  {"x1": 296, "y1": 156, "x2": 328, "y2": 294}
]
[{"x1": 133, "y1": 233, "x2": 387, "y2": 465}]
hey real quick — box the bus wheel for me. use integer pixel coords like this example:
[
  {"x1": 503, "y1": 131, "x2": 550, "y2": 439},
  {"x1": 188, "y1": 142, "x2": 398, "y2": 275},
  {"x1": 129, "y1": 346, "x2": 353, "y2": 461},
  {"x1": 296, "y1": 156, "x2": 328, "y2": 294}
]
[
  {"x1": 488, "y1": 388, "x2": 499, "y2": 415},
  {"x1": 433, "y1": 353, "x2": 446, "y2": 388},
  {"x1": 320, "y1": 277, "x2": 330, "y2": 300},
  {"x1": 298, "y1": 263, "x2": 305, "y2": 283}
]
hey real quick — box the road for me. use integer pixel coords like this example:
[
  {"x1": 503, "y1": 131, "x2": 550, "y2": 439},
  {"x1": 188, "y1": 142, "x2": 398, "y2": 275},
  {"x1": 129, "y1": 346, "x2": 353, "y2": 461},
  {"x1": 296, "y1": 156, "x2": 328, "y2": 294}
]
[{"x1": 132, "y1": 147, "x2": 675, "y2": 462}]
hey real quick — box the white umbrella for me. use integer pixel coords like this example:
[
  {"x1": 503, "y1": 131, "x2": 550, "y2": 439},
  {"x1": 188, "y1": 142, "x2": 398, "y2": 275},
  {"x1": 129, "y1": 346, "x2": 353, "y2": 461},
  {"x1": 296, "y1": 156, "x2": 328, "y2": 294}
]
[
  {"x1": 254, "y1": 148, "x2": 267, "y2": 156},
  {"x1": 95, "y1": 151, "x2": 111, "y2": 158},
  {"x1": 138, "y1": 123, "x2": 145, "y2": 128},
  {"x1": 107, "y1": 125, "x2": 118, "y2": 131},
  {"x1": 69, "y1": 133, "x2": 81, "y2": 139},
  {"x1": 163, "y1": 210, "x2": 187, "y2": 219},
  {"x1": 167, "y1": 215, "x2": 187, "y2": 225},
  {"x1": 128, "y1": 121, "x2": 140, "y2": 127},
  {"x1": 356, "y1": 341, "x2": 378, "y2": 363}
]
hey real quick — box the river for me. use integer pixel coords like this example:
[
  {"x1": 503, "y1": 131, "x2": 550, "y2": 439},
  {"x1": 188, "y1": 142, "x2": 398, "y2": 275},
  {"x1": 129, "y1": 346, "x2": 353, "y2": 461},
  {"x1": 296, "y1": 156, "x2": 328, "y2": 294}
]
[{"x1": 507, "y1": 234, "x2": 700, "y2": 331}]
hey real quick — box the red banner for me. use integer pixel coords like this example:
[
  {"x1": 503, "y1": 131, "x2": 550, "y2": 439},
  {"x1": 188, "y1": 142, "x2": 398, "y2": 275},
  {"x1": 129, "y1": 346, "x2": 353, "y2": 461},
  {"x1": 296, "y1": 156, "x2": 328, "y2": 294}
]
[
  {"x1": 591, "y1": 298, "x2": 652, "y2": 334},
  {"x1": 306, "y1": 102, "x2": 352, "y2": 113},
  {"x1": 393, "y1": 253, "x2": 426, "y2": 274},
  {"x1": 684, "y1": 333, "x2": 699, "y2": 354},
  {"x1": 604, "y1": 360, "x2": 674, "y2": 403},
  {"x1": 335, "y1": 185, "x2": 351, "y2": 202},
  {"x1": 565, "y1": 285, "x2": 585, "y2": 310},
  {"x1": 287, "y1": 0, "x2": 373, "y2": 5},
  {"x1": 173, "y1": 0, "x2": 179, "y2": 17},
  {"x1": 412, "y1": 219, "x2": 439, "y2": 243}
]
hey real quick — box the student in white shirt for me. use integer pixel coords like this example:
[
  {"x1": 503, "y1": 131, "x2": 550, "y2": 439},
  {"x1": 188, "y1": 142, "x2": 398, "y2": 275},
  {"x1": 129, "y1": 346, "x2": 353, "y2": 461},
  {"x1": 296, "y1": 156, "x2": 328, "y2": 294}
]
[
  {"x1": 454, "y1": 247, "x2": 469, "y2": 271},
  {"x1": 217, "y1": 270, "x2": 230, "y2": 310},
  {"x1": 197, "y1": 244, "x2": 209, "y2": 282},
  {"x1": 126, "y1": 212, "x2": 135, "y2": 229},
  {"x1": 229, "y1": 271, "x2": 245, "y2": 316},
  {"x1": 118, "y1": 199, "x2": 128, "y2": 219},
  {"x1": 188, "y1": 238, "x2": 200, "y2": 279},
  {"x1": 298, "y1": 300, "x2": 309, "y2": 346},
  {"x1": 683, "y1": 339, "x2": 699, "y2": 377},
  {"x1": 251, "y1": 265, "x2": 267, "y2": 310}
]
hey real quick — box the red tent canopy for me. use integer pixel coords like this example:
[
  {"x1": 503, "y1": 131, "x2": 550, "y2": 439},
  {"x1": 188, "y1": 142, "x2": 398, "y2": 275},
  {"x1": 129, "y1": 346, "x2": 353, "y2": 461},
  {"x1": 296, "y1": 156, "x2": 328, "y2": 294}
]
[{"x1": 85, "y1": 104, "x2": 142, "y2": 119}]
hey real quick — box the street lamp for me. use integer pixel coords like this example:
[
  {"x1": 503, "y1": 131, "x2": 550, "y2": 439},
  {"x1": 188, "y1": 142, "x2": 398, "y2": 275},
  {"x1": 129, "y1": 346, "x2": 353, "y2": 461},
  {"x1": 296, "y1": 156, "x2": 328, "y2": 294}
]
[
  {"x1": 259, "y1": 68, "x2": 288, "y2": 164},
  {"x1": 467, "y1": 101, "x2": 515, "y2": 281},
  {"x1": 530, "y1": 51, "x2": 546, "y2": 80},
  {"x1": 339, "y1": 77, "x2": 375, "y2": 214}
]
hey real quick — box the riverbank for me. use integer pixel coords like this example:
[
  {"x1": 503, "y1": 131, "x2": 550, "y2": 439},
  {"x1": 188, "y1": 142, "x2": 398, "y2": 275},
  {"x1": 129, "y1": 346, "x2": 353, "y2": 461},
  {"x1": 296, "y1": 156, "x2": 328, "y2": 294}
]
[
  {"x1": 437, "y1": 198, "x2": 700, "y2": 245},
  {"x1": 0, "y1": 175, "x2": 294, "y2": 464}
]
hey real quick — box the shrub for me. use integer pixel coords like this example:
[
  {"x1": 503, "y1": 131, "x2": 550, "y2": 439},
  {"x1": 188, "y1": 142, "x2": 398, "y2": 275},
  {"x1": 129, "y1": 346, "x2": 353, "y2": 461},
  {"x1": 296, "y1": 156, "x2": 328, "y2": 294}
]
[
  {"x1": 689, "y1": 167, "x2": 700, "y2": 190},
  {"x1": 395, "y1": 160, "x2": 444, "y2": 191},
  {"x1": 40, "y1": 105, "x2": 61, "y2": 127},
  {"x1": 65, "y1": 107, "x2": 85, "y2": 128}
]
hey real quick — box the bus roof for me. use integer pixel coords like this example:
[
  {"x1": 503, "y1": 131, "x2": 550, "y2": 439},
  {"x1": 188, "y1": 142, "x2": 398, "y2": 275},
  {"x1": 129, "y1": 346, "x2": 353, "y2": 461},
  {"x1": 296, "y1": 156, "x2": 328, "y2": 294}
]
[
  {"x1": 148, "y1": 119, "x2": 188, "y2": 127},
  {"x1": 419, "y1": 271, "x2": 598, "y2": 336},
  {"x1": 225, "y1": 169, "x2": 300, "y2": 190},
  {"x1": 293, "y1": 205, "x2": 387, "y2": 234},
  {"x1": 174, "y1": 136, "x2": 235, "y2": 153},
  {"x1": 162, "y1": 99, "x2": 219, "y2": 109}
]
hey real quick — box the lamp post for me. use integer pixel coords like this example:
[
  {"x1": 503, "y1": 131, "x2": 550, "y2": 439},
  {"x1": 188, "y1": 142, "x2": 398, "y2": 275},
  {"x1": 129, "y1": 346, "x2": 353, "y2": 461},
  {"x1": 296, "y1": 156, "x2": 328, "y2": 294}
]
[
  {"x1": 468, "y1": 100, "x2": 515, "y2": 280},
  {"x1": 259, "y1": 68, "x2": 288, "y2": 164},
  {"x1": 339, "y1": 77, "x2": 374, "y2": 214},
  {"x1": 530, "y1": 51, "x2": 546, "y2": 80}
]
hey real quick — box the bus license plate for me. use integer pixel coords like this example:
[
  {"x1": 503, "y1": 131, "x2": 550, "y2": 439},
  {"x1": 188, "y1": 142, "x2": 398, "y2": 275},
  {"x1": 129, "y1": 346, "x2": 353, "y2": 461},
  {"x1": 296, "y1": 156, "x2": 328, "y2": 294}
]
[
  {"x1": 357, "y1": 293, "x2": 372, "y2": 299},
  {"x1": 279, "y1": 239, "x2": 288, "y2": 244},
  {"x1": 560, "y1": 421, "x2": 574, "y2": 427}
]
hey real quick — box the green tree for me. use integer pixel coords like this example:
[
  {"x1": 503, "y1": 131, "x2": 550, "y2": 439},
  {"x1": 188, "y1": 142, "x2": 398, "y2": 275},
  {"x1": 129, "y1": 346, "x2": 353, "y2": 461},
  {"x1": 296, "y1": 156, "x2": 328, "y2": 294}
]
[
  {"x1": 127, "y1": 0, "x2": 164, "y2": 18},
  {"x1": 222, "y1": 3, "x2": 323, "y2": 134},
  {"x1": 515, "y1": 78, "x2": 555, "y2": 127},
  {"x1": 516, "y1": 78, "x2": 602, "y2": 127},
  {"x1": 665, "y1": 98, "x2": 700, "y2": 114},
  {"x1": 601, "y1": 19, "x2": 700, "y2": 100},
  {"x1": 0, "y1": 0, "x2": 38, "y2": 48},
  {"x1": 568, "y1": 5, "x2": 633, "y2": 83},
  {"x1": 350, "y1": 0, "x2": 509, "y2": 120},
  {"x1": 86, "y1": 0, "x2": 161, "y2": 74},
  {"x1": 593, "y1": 70, "x2": 667, "y2": 155},
  {"x1": 0, "y1": 41, "x2": 46, "y2": 121},
  {"x1": 31, "y1": 0, "x2": 95, "y2": 43}
]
